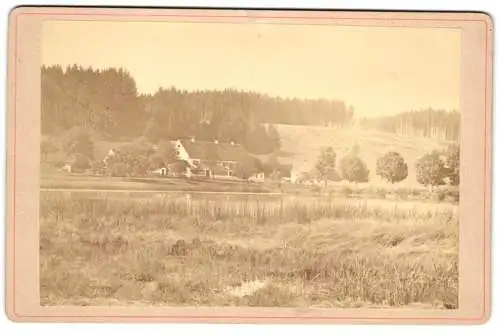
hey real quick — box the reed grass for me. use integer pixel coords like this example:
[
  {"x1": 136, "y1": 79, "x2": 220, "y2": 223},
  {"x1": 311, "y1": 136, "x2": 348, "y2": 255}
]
[{"x1": 40, "y1": 192, "x2": 458, "y2": 309}]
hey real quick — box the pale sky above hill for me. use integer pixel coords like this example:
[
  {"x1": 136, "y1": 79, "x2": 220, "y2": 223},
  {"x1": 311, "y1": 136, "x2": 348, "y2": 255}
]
[{"x1": 42, "y1": 20, "x2": 461, "y2": 118}]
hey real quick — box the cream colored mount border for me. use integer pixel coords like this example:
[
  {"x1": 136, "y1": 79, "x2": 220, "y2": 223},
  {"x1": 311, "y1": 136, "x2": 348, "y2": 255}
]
[{"x1": 5, "y1": 7, "x2": 493, "y2": 324}]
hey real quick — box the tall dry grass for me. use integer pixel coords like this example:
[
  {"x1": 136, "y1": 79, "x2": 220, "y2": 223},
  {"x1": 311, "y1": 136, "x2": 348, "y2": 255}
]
[
  {"x1": 40, "y1": 192, "x2": 458, "y2": 309},
  {"x1": 40, "y1": 191, "x2": 456, "y2": 225}
]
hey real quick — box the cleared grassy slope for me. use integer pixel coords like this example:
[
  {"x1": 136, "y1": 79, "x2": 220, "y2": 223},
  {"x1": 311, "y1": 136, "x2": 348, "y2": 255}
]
[{"x1": 274, "y1": 124, "x2": 455, "y2": 186}]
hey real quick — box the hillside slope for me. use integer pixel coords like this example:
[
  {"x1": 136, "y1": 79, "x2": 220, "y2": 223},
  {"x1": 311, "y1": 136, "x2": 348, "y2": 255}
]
[{"x1": 274, "y1": 124, "x2": 455, "y2": 186}]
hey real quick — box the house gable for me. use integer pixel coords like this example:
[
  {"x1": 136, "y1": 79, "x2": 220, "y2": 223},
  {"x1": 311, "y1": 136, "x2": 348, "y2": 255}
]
[{"x1": 172, "y1": 140, "x2": 191, "y2": 162}]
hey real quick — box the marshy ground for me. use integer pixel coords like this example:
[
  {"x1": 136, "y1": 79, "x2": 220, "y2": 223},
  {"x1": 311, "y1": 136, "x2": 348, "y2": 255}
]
[{"x1": 40, "y1": 191, "x2": 458, "y2": 309}]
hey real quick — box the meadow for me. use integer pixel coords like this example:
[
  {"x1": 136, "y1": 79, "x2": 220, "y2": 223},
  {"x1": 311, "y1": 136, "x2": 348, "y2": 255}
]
[
  {"x1": 39, "y1": 174, "x2": 275, "y2": 193},
  {"x1": 40, "y1": 191, "x2": 458, "y2": 309}
]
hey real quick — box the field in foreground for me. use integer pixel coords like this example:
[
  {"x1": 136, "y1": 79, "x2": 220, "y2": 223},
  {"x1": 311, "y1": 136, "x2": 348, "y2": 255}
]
[{"x1": 40, "y1": 192, "x2": 458, "y2": 309}]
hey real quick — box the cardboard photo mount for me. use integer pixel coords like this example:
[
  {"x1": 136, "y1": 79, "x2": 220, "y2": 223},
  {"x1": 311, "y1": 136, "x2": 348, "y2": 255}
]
[{"x1": 5, "y1": 6, "x2": 493, "y2": 324}]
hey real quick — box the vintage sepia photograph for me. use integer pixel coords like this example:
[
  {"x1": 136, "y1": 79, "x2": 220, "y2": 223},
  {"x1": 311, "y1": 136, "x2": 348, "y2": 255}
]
[{"x1": 38, "y1": 18, "x2": 461, "y2": 310}]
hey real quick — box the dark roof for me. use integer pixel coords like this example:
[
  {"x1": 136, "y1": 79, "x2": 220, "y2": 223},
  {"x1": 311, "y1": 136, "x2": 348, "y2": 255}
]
[{"x1": 180, "y1": 140, "x2": 248, "y2": 162}]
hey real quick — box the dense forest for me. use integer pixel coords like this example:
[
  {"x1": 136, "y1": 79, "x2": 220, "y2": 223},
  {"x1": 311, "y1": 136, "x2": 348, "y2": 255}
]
[
  {"x1": 41, "y1": 65, "x2": 354, "y2": 155},
  {"x1": 358, "y1": 109, "x2": 460, "y2": 142},
  {"x1": 42, "y1": 65, "x2": 460, "y2": 155}
]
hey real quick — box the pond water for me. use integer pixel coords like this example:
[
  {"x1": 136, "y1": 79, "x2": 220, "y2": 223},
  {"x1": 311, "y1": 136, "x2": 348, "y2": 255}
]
[{"x1": 40, "y1": 189, "x2": 457, "y2": 213}]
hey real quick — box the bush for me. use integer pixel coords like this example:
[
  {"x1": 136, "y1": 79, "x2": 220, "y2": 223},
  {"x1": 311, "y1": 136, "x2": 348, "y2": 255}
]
[
  {"x1": 393, "y1": 188, "x2": 410, "y2": 200},
  {"x1": 440, "y1": 186, "x2": 460, "y2": 203},
  {"x1": 339, "y1": 154, "x2": 370, "y2": 183},
  {"x1": 106, "y1": 138, "x2": 156, "y2": 177},
  {"x1": 107, "y1": 162, "x2": 128, "y2": 177},
  {"x1": 416, "y1": 151, "x2": 446, "y2": 187},
  {"x1": 376, "y1": 152, "x2": 408, "y2": 184},
  {"x1": 311, "y1": 185, "x2": 322, "y2": 194},
  {"x1": 432, "y1": 189, "x2": 447, "y2": 202},
  {"x1": 72, "y1": 154, "x2": 91, "y2": 172},
  {"x1": 234, "y1": 156, "x2": 260, "y2": 180},
  {"x1": 91, "y1": 160, "x2": 105, "y2": 169},
  {"x1": 62, "y1": 127, "x2": 95, "y2": 159},
  {"x1": 411, "y1": 188, "x2": 424, "y2": 198},
  {"x1": 375, "y1": 188, "x2": 388, "y2": 199}
]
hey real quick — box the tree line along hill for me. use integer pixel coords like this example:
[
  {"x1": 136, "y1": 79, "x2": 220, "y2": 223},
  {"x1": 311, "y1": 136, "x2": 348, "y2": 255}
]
[{"x1": 41, "y1": 65, "x2": 460, "y2": 157}]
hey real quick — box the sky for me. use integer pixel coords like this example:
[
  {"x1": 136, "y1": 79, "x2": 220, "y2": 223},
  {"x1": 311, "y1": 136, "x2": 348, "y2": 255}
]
[{"x1": 42, "y1": 20, "x2": 461, "y2": 118}]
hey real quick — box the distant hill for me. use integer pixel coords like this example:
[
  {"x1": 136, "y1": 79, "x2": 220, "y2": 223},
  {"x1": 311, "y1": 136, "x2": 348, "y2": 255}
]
[{"x1": 274, "y1": 124, "x2": 456, "y2": 186}]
